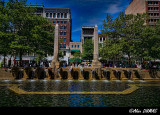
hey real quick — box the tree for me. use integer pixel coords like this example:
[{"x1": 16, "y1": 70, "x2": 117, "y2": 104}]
[
  {"x1": 0, "y1": 0, "x2": 14, "y2": 67},
  {"x1": 81, "y1": 38, "x2": 93, "y2": 61},
  {"x1": 140, "y1": 25, "x2": 160, "y2": 61},
  {"x1": 31, "y1": 25, "x2": 54, "y2": 58},
  {"x1": 6, "y1": 0, "x2": 54, "y2": 66},
  {"x1": 99, "y1": 38, "x2": 123, "y2": 64},
  {"x1": 101, "y1": 12, "x2": 147, "y2": 66},
  {"x1": 72, "y1": 51, "x2": 81, "y2": 63}
]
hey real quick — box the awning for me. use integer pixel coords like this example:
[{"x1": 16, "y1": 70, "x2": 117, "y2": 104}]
[
  {"x1": 71, "y1": 50, "x2": 80, "y2": 52},
  {"x1": 69, "y1": 59, "x2": 81, "y2": 62}
]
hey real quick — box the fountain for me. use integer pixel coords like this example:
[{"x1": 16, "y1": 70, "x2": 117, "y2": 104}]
[
  {"x1": 0, "y1": 24, "x2": 160, "y2": 81},
  {"x1": 0, "y1": 25, "x2": 160, "y2": 108},
  {"x1": 103, "y1": 70, "x2": 110, "y2": 80}
]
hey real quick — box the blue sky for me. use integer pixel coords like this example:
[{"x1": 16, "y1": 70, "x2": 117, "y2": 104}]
[{"x1": 5, "y1": 0, "x2": 131, "y2": 42}]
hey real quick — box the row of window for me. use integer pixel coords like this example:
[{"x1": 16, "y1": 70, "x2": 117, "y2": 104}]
[
  {"x1": 53, "y1": 20, "x2": 67, "y2": 24},
  {"x1": 148, "y1": 19, "x2": 159, "y2": 23},
  {"x1": 60, "y1": 32, "x2": 67, "y2": 36},
  {"x1": 148, "y1": 13, "x2": 159, "y2": 16},
  {"x1": 148, "y1": 7, "x2": 159, "y2": 11},
  {"x1": 71, "y1": 45, "x2": 80, "y2": 48},
  {"x1": 60, "y1": 38, "x2": 67, "y2": 42},
  {"x1": 46, "y1": 13, "x2": 67, "y2": 18},
  {"x1": 99, "y1": 37, "x2": 106, "y2": 42},
  {"x1": 60, "y1": 44, "x2": 66, "y2": 48},
  {"x1": 148, "y1": 1, "x2": 159, "y2": 5},
  {"x1": 60, "y1": 26, "x2": 67, "y2": 30}
]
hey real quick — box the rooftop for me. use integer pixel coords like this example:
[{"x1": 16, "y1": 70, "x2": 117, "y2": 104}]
[{"x1": 81, "y1": 26, "x2": 95, "y2": 29}]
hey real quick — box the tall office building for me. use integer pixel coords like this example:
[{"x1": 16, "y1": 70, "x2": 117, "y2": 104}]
[
  {"x1": 35, "y1": 5, "x2": 72, "y2": 48},
  {"x1": 125, "y1": 0, "x2": 160, "y2": 25},
  {"x1": 33, "y1": 5, "x2": 72, "y2": 64}
]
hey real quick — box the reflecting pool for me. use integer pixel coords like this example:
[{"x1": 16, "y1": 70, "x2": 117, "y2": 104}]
[{"x1": 0, "y1": 80, "x2": 160, "y2": 107}]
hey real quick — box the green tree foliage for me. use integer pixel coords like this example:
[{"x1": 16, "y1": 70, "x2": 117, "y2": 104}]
[
  {"x1": 99, "y1": 38, "x2": 123, "y2": 64},
  {"x1": 81, "y1": 38, "x2": 93, "y2": 61},
  {"x1": 101, "y1": 12, "x2": 160, "y2": 65},
  {"x1": 140, "y1": 25, "x2": 160, "y2": 61},
  {"x1": 0, "y1": 0, "x2": 54, "y2": 66},
  {"x1": 31, "y1": 25, "x2": 54, "y2": 56},
  {"x1": 72, "y1": 51, "x2": 81, "y2": 63},
  {"x1": 0, "y1": 0, "x2": 14, "y2": 67}
]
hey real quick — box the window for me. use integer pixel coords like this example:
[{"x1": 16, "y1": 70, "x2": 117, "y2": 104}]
[
  {"x1": 100, "y1": 38, "x2": 102, "y2": 42},
  {"x1": 53, "y1": 21, "x2": 55, "y2": 24},
  {"x1": 46, "y1": 13, "x2": 49, "y2": 17},
  {"x1": 60, "y1": 32, "x2": 63, "y2": 36},
  {"x1": 60, "y1": 26, "x2": 63, "y2": 30},
  {"x1": 50, "y1": 13, "x2": 52, "y2": 18},
  {"x1": 149, "y1": 13, "x2": 153, "y2": 16},
  {"x1": 154, "y1": 7, "x2": 159, "y2": 11},
  {"x1": 75, "y1": 45, "x2": 76, "y2": 48},
  {"x1": 64, "y1": 38, "x2": 66, "y2": 42},
  {"x1": 154, "y1": 1, "x2": 158, "y2": 5},
  {"x1": 148, "y1": 1, "x2": 152, "y2": 5},
  {"x1": 149, "y1": 19, "x2": 154, "y2": 22},
  {"x1": 61, "y1": 13, "x2": 63, "y2": 18},
  {"x1": 57, "y1": 21, "x2": 59, "y2": 24},
  {"x1": 64, "y1": 44, "x2": 66, "y2": 48},
  {"x1": 148, "y1": 7, "x2": 153, "y2": 11},
  {"x1": 154, "y1": 13, "x2": 159, "y2": 16},
  {"x1": 154, "y1": 19, "x2": 159, "y2": 22},
  {"x1": 64, "y1": 21, "x2": 67, "y2": 24},
  {"x1": 61, "y1": 21, "x2": 63, "y2": 24},
  {"x1": 60, "y1": 44, "x2": 63, "y2": 48},
  {"x1": 64, "y1": 32, "x2": 66, "y2": 36},
  {"x1": 64, "y1": 26, "x2": 67, "y2": 30},
  {"x1": 78, "y1": 45, "x2": 79, "y2": 48},
  {"x1": 53, "y1": 13, "x2": 56, "y2": 18},
  {"x1": 64, "y1": 13, "x2": 67, "y2": 18},
  {"x1": 57, "y1": 13, "x2": 60, "y2": 18},
  {"x1": 72, "y1": 45, "x2": 73, "y2": 48}
]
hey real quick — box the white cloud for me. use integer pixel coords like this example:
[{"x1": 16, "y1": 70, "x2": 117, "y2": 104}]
[
  {"x1": 72, "y1": 27, "x2": 81, "y2": 32},
  {"x1": 105, "y1": 2, "x2": 124, "y2": 14}
]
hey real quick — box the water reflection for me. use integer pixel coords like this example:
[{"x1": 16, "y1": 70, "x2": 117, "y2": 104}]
[
  {"x1": 139, "y1": 80, "x2": 147, "y2": 83},
  {"x1": 2, "y1": 80, "x2": 10, "y2": 83},
  {"x1": 68, "y1": 94, "x2": 108, "y2": 107},
  {"x1": 103, "y1": 80, "x2": 110, "y2": 83},
  {"x1": 0, "y1": 80, "x2": 160, "y2": 107},
  {"x1": 127, "y1": 80, "x2": 134, "y2": 83}
]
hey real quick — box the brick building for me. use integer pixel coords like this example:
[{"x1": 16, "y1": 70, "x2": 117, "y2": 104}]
[
  {"x1": 34, "y1": 5, "x2": 72, "y2": 48},
  {"x1": 125, "y1": 0, "x2": 160, "y2": 25},
  {"x1": 32, "y1": 5, "x2": 72, "y2": 64}
]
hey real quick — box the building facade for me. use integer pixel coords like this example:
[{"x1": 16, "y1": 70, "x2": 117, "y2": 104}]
[
  {"x1": 34, "y1": 5, "x2": 72, "y2": 48},
  {"x1": 125, "y1": 0, "x2": 160, "y2": 25},
  {"x1": 81, "y1": 26, "x2": 94, "y2": 44},
  {"x1": 33, "y1": 5, "x2": 72, "y2": 64}
]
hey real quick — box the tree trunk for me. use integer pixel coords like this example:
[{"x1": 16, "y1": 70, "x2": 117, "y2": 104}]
[
  {"x1": 19, "y1": 50, "x2": 23, "y2": 67},
  {"x1": 3, "y1": 55, "x2": 6, "y2": 68},
  {"x1": 128, "y1": 53, "x2": 131, "y2": 68}
]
